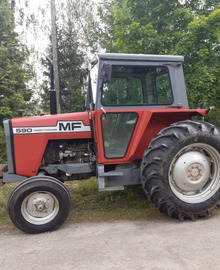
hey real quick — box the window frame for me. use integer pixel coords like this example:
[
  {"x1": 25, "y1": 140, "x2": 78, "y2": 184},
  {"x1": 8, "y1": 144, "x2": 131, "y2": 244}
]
[
  {"x1": 101, "y1": 64, "x2": 174, "y2": 107},
  {"x1": 101, "y1": 112, "x2": 139, "y2": 159}
]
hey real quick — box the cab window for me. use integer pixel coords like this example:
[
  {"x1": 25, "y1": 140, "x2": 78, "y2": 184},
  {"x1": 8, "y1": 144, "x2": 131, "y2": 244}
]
[{"x1": 102, "y1": 65, "x2": 173, "y2": 106}]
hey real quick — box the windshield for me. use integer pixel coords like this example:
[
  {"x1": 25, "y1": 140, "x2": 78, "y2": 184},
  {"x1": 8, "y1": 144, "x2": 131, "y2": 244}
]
[{"x1": 102, "y1": 65, "x2": 173, "y2": 106}]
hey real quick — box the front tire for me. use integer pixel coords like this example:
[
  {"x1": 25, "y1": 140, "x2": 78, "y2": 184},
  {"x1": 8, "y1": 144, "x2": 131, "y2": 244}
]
[
  {"x1": 8, "y1": 176, "x2": 71, "y2": 233},
  {"x1": 141, "y1": 120, "x2": 220, "y2": 220}
]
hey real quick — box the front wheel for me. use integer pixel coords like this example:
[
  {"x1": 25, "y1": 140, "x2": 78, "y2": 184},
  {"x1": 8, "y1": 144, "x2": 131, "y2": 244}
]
[
  {"x1": 8, "y1": 176, "x2": 71, "y2": 233},
  {"x1": 141, "y1": 120, "x2": 220, "y2": 220}
]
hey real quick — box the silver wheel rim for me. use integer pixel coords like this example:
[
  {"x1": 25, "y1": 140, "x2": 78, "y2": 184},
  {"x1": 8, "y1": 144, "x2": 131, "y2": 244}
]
[
  {"x1": 169, "y1": 143, "x2": 220, "y2": 204},
  {"x1": 21, "y1": 191, "x2": 59, "y2": 225}
]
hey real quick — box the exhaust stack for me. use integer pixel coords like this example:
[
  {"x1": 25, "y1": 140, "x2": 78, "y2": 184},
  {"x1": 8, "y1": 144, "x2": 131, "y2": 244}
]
[{"x1": 46, "y1": 56, "x2": 57, "y2": 115}]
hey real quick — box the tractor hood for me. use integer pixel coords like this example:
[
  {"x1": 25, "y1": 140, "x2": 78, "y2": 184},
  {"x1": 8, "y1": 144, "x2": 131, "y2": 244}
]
[
  {"x1": 4, "y1": 111, "x2": 92, "y2": 178},
  {"x1": 11, "y1": 111, "x2": 91, "y2": 134}
]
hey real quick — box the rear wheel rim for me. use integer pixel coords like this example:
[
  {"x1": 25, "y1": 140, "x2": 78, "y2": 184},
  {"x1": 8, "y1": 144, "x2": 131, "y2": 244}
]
[
  {"x1": 21, "y1": 191, "x2": 59, "y2": 225},
  {"x1": 169, "y1": 143, "x2": 220, "y2": 204}
]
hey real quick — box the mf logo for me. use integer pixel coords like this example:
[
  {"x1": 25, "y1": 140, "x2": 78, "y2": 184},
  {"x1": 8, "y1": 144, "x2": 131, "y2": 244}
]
[{"x1": 59, "y1": 122, "x2": 82, "y2": 131}]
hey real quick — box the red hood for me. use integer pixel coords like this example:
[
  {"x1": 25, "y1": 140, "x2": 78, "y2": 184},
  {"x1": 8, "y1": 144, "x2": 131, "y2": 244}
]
[
  {"x1": 11, "y1": 111, "x2": 92, "y2": 177},
  {"x1": 12, "y1": 111, "x2": 90, "y2": 127}
]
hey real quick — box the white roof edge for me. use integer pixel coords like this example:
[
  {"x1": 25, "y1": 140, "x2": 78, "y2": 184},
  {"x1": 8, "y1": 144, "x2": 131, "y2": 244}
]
[{"x1": 96, "y1": 53, "x2": 184, "y2": 62}]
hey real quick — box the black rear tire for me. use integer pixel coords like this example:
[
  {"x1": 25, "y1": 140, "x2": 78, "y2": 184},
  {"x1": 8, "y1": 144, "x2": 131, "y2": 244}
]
[
  {"x1": 141, "y1": 120, "x2": 220, "y2": 220},
  {"x1": 8, "y1": 176, "x2": 71, "y2": 234}
]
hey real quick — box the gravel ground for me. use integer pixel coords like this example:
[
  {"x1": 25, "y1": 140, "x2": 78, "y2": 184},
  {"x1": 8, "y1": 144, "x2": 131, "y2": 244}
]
[{"x1": 0, "y1": 215, "x2": 220, "y2": 270}]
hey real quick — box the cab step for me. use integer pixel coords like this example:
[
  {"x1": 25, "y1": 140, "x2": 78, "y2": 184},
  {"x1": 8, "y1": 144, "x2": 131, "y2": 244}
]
[{"x1": 97, "y1": 165, "x2": 124, "y2": 192}]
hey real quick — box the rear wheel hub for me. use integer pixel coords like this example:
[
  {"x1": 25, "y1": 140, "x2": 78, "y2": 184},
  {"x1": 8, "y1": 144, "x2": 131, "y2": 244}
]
[
  {"x1": 169, "y1": 143, "x2": 220, "y2": 203},
  {"x1": 172, "y1": 150, "x2": 210, "y2": 192}
]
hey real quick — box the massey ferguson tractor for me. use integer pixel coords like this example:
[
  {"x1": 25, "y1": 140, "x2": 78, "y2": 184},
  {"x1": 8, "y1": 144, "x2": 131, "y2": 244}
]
[{"x1": 2, "y1": 53, "x2": 220, "y2": 234}]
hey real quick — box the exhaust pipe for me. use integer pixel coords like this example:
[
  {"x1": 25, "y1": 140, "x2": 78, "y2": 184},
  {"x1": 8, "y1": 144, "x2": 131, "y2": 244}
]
[{"x1": 45, "y1": 56, "x2": 57, "y2": 114}]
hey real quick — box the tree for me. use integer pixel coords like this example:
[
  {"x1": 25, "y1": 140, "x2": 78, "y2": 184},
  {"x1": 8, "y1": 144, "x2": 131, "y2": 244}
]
[
  {"x1": 176, "y1": 6, "x2": 220, "y2": 124},
  {"x1": 183, "y1": 0, "x2": 220, "y2": 15},
  {"x1": 41, "y1": 0, "x2": 102, "y2": 113},
  {"x1": 57, "y1": 13, "x2": 86, "y2": 113},
  {"x1": 0, "y1": 0, "x2": 33, "y2": 162},
  {"x1": 99, "y1": 0, "x2": 220, "y2": 124}
]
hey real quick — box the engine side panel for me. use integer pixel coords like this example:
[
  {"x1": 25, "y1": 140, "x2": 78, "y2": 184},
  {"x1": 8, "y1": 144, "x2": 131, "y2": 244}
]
[{"x1": 10, "y1": 112, "x2": 92, "y2": 177}]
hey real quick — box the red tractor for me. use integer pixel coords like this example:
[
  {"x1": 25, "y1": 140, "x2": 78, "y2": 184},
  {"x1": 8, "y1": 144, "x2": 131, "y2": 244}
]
[{"x1": 3, "y1": 53, "x2": 220, "y2": 233}]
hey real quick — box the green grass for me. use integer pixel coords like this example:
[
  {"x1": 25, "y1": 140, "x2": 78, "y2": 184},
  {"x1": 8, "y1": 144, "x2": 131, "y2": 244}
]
[
  {"x1": 0, "y1": 177, "x2": 161, "y2": 228},
  {"x1": 1, "y1": 177, "x2": 220, "y2": 229},
  {"x1": 65, "y1": 177, "x2": 161, "y2": 223},
  {"x1": 0, "y1": 183, "x2": 15, "y2": 227}
]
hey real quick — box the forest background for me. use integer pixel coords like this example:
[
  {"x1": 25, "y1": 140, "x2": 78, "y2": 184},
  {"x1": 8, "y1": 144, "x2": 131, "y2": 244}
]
[{"x1": 0, "y1": 0, "x2": 219, "y2": 163}]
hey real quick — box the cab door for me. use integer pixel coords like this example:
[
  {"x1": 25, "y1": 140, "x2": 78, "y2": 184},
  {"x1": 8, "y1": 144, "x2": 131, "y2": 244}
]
[{"x1": 93, "y1": 63, "x2": 174, "y2": 165}]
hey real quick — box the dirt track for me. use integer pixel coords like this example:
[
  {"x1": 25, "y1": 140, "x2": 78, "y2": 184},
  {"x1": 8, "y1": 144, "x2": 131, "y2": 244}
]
[{"x1": 1, "y1": 214, "x2": 220, "y2": 270}]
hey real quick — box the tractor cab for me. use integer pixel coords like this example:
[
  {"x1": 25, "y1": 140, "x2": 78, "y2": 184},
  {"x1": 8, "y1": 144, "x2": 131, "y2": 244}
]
[
  {"x1": 87, "y1": 53, "x2": 188, "y2": 110},
  {"x1": 86, "y1": 54, "x2": 201, "y2": 164},
  {"x1": 80, "y1": 53, "x2": 206, "y2": 191}
]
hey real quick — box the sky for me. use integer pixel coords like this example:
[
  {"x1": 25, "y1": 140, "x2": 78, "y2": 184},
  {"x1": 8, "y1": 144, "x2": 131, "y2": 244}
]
[
  {"x1": 15, "y1": 0, "x2": 102, "y2": 92},
  {"x1": 15, "y1": 0, "x2": 61, "y2": 94},
  {"x1": 15, "y1": 0, "x2": 102, "y2": 54},
  {"x1": 16, "y1": 0, "x2": 51, "y2": 55}
]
